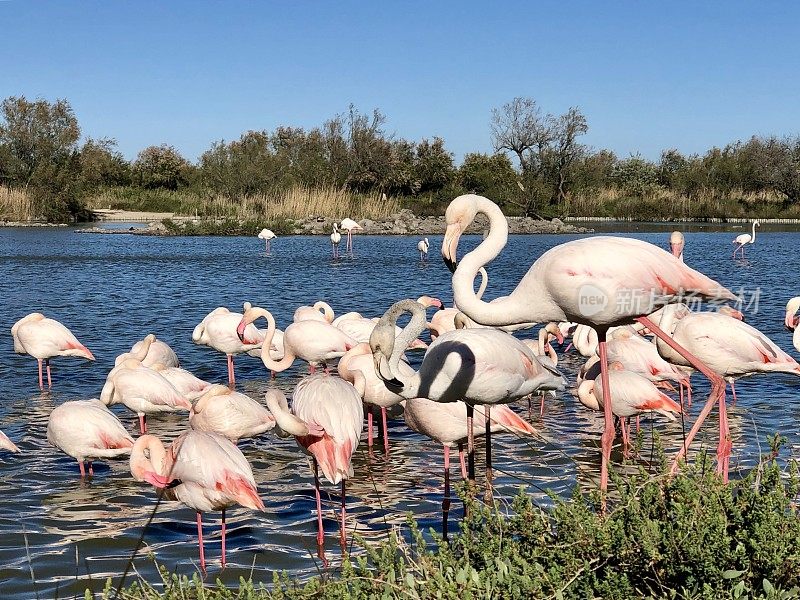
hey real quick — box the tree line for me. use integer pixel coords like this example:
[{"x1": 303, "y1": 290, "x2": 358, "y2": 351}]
[{"x1": 1, "y1": 94, "x2": 798, "y2": 221}]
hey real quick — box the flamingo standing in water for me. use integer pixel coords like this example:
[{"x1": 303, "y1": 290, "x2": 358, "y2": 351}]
[
  {"x1": 0, "y1": 430, "x2": 20, "y2": 453},
  {"x1": 669, "y1": 231, "x2": 685, "y2": 260},
  {"x1": 11, "y1": 313, "x2": 95, "y2": 390},
  {"x1": 370, "y1": 299, "x2": 565, "y2": 500},
  {"x1": 238, "y1": 306, "x2": 356, "y2": 374},
  {"x1": 257, "y1": 228, "x2": 276, "y2": 254},
  {"x1": 732, "y1": 221, "x2": 759, "y2": 258},
  {"x1": 440, "y1": 194, "x2": 735, "y2": 494},
  {"x1": 189, "y1": 384, "x2": 276, "y2": 442},
  {"x1": 784, "y1": 296, "x2": 800, "y2": 352},
  {"x1": 47, "y1": 399, "x2": 134, "y2": 477},
  {"x1": 417, "y1": 238, "x2": 429, "y2": 261},
  {"x1": 264, "y1": 377, "x2": 362, "y2": 555},
  {"x1": 130, "y1": 430, "x2": 264, "y2": 573},
  {"x1": 340, "y1": 218, "x2": 362, "y2": 254},
  {"x1": 330, "y1": 223, "x2": 342, "y2": 258},
  {"x1": 115, "y1": 334, "x2": 179, "y2": 368},
  {"x1": 293, "y1": 301, "x2": 335, "y2": 324}
]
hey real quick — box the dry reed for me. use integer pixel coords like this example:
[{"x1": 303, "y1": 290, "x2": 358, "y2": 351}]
[{"x1": 0, "y1": 186, "x2": 37, "y2": 221}]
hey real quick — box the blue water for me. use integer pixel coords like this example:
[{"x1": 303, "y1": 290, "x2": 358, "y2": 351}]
[{"x1": 0, "y1": 226, "x2": 797, "y2": 597}]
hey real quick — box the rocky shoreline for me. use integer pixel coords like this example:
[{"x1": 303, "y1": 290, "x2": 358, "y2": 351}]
[{"x1": 74, "y1": 208, "x2": 592, "y2": 236}]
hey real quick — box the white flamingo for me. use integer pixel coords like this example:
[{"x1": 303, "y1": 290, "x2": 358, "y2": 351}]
[
  {"x1": 340, "y1": 217, "x2": 362, "y2": 253},
  {"x1": 417, "y1": 237, "x2": 429, "y2": 261},
  {"x1": 189, "y1": 384, "x2": 276, "y2": 441},
  {"x1": 257, "y1": 228, "x2": 276, "y2": 254},
  {"x1": 732, "y1": 221, "x2": 759, "y2": 258},
  {"x1": 330, "y1": 223, "x2": 342, "y2": 258},
  {"x1": 115, "y1": 334, "x2": 179, "y2": 368}
]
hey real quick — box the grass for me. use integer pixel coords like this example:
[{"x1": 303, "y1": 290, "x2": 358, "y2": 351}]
[
  {"x1": 0, "y1": 185, "x2": 38, "y2": 221},
  {"x1": 98, "y1": 438, "x2": 800, "y2": 599}
]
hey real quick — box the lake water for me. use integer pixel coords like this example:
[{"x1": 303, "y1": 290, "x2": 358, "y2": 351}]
[{"x1": 0, "y1": 225, "x2": 798, "y2": 597}]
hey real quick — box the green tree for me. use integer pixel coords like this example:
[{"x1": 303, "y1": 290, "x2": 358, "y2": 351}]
[
  {"x1": 78, "y1": 137, "x2": 131, "y2": 190},
  {"x1": 133, "y1": 144, "x2": 191, "y2": 190},
  {"x1": 413, "y1": 137, "x2": 454, "y2": 194}
]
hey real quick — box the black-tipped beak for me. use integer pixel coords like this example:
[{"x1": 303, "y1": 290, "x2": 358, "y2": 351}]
[
  {"x1": 444, "y1": 256, "x2": 457, "y2": 273},
  {"x1": 384, "y1": 377, "x2": 404, "y2": 391}
]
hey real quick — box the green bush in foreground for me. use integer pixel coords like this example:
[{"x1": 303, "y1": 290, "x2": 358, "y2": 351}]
[{"x1": 103, "y1": 441, "x2": 800, "y2": 599}]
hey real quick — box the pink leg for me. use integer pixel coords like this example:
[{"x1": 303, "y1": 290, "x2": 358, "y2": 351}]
[
  {"x1": 138, "y1": 414, "x2": 147, "y2": 435},
  {"x1": 309, "y1": 364, "x2": 317, "y2": 374},
  {"x1": 687, "y1": 382, "x2": 692, "y2": 407},
  {"x1": 381, "y1": 407, "x2": 389, "y2": 454},
  {"x1": 442, "y1": 444, "x2": 451, "y2": 540},
  {"x1": 597, "y1": 332, "x2": 615, "y2": 494},
  {"x1": 221, "y1": 508, "x2": 227, "y2": 569},
  {"x1": 227, "y1": 355, "x2": 235, "y2": 387},
  {"x1": 466, "y1": 404, "x2": 475, "y2": 481},
  {"x1": 37, "y1": 359, "x2": 44, "y2": 390},
  {"x1": 484, "y1": 405, "x2": 493, "y2": 503},
  {"x1": 46, "y1": 359, "x2": 52, "y2": 389},
  {"x1": 539, "y1": 394, "x2": 545, "y2": 417},
  {"x1": 339, "y1": 479, "x2": 347, "y2": 550},
  {"x1": 730, "y1": 381, "x2": 737, "y2": 406},
  {"x1": 635, "y1": 415, "x2": 640, "y2": 433},
  {"x1": 313, "y1": 459, "x2": 325, "y2": 549},
  {"x1": 271, "y1": 370, "x2": 276, "y2": 380},
  {"x1": 637, "y1": 316, "x2": 727, "y2": 475},
  {"x1": 196, "y1": 512, "x2": 206, "y2": 573},
  {"x1": 620, "y1": 418, "x2": 630, "y2": 457},
  {"x1": 78, "y1": 461, "x2": 86, "y2": 478},
  {"x1": 88, "y1": 461, "x2": 94, "y2": 477},
  {"x1": 527, "y1": 396, "x2": 532, "y2": 419},
  {"x1": 458, "y1": 443, "x2": 467, "y2": 480},
  {"x1": 367, "y1": 411, "x2": 373, "y2": 448},
  {"x1": 717, "y1": 392, "x2": 731, "y2": 482}
]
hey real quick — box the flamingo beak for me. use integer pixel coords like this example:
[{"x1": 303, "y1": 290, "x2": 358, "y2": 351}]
[
  {"x1": 143, "y1": 471, "x2": 172, "y2": 489},
  {"x1": 670, "y1": 242, "x2": 684, "y2": 258},
  {"x1": 236, "y1": 319, "x2": 247, "y2": 342},
  {"x1": 442, "y1": 223, "x2": 462, "y2": 273},
  {"x1": 554, "y1": 330, "x2": 564, "y2": 345},
  {"x1": 785, "y1": 312, "x2": 798, "y2": 331}
]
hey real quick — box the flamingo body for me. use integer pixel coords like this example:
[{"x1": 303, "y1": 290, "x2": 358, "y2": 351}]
[{"x1": 190, "y1": 384, "x2": 276, "y2": 441}]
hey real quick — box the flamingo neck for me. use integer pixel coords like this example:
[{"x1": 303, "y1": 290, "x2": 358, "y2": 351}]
[
  {"x1": 255, "y1": 309, "x2": 295, "y2": 372},
  {"x1": 380, "y1": 301, "x2": 426, "y2": 397},
  {"x1": 751, "y1": 222, "x2": 757, "y2": 243}
]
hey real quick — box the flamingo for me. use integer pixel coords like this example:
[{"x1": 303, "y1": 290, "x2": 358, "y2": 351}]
[
  {"x1": 11, "y1": 313, "x2": 95, "y2": 390},
  {"x1": 192, "y1": 304, "x2": 268, "y2": 386},
  {"x1": 130, "y1": 430, "x2": 264, "y2": 572},
  {"x1": 654, "y1": 305, "x2": 800, "y2": 479},
  {"x1": 257, "y1": 228, "x2": 276, "y2": 254},
  {"x1": 334, "y1": 296, "x2": 442, "y2": 348},
  {"x1": 264, "y1": 377, "x2": 362, "y2": 554},
  {"x1": 669, "y1": 231, "x2": 685, "y2": 260},
  {"x1": 403, "y1": 397, "x2": 536, "y2": 538},
  {"x1": 340, "y1": 217, "x2": 362, "y2": 254},
  {"x1": 370, "y1": 299, "x2": 565, "y2": 500},
  {"x1": 330, "y1": 222, "x2": 342, "y2": 258},
  {"x1": 238, "y1": 306, "x2": 356, "y2": 374},
  {"x1": 100, "y1": 358, "x2": 192, "y2": 433},
  {"x1": 293, "y1": 301, "x2": 335, "y2": 324},
  {"x1": 150, "y1": 362, "x2": 213, "y2": 401},
  {"x1": 429, "y1": 268, "x2": 488, "y2": 340},
  {"x1": 0, "y1": 430, "x2": 20, "y2": 453},
  {"x1": 732, "y1": 221, "x2": 759, "y2": 258},
  {"x1": 115, "y1": 334, "x2": 179, "y2": 368},
  {"x1": 189, "y1": 384, "x2": 276, "y2": 441},
  {"x1": 47, "y1": 399, "x2": 134, "y2": 477},
  {"x1": 441, "y1": 194, "x2": 735, "y2": 493},
  {"x1": 784, "y1": 296, "x2": 800, "y2": 353},
  {"x1": 577, "y1": 366, "x2": 682, "y2": 454},
  {"x1": 418, "y1": 237, "x2": 429, "y2": 261}
]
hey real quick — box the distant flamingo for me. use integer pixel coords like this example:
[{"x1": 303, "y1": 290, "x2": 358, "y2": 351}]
[
  {"x1": 264, "y1": 377, "x2": 362, "y2": 554},
  {"x1": 47, "y1": 399, "x2": 134, "y2": 477},
  {"x1": 417, "y1": 237, "x2": 429, "y2": 261},
  {"x1": 340, "y1": 218, "x2": 362, "y2": 253},
  {"x1": 130, "y1": 431, "x2": 264, "y2": 572},
  {"x1": 239, "y1": 306, "x2": 356, "y2": 374},
  {"x1": 577, "y1": 366, "x2": 682, "y2": 454},
  {"x1": 293, "y1": 301, "x2": 335, "y2": 324},
  {"x1": 370, "y1": 299, "x2": 564, "y2": 500},
  {"x1": 669, "y1": 231, "x2": 685, "y2": 260},
  {"x1": 732, "y1": 221, "x2": 759, "y2": 258},
  {"x1": 115, "y1": 334, "x2": 179, "y2": 368},
  {"x1": 441, "y1": 194, "x2": 735, "y2": 493},
  {"x1": 192, "y1": 304, "x2": 268, "y2": 386},
  {"x1": 189, "y1": 384, "x2": 276, "y2": 441},
  {"x1": 0, "y1": 430, "x2": 20, "y2": 453},
  {"x1": 100, "y1": 358, "x2": 191, "y2": 433},
  {"x1": 257, "y1": 228, "x2": 276, "y2": 254},
  {"x1": 11, "y1": 313, "x2": 95, "y2": 390},
  {"x1": 784, "y1": 296, "x2": 800, "y2": 353},
  {"x1": 330, "y1": 223, "x2": 342, "y2": 258}
]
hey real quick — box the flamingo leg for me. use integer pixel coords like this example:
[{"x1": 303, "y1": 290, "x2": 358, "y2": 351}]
[
  {"x1": 226, "y1": 355, "x2": 235, "y2": 387},
  {"x1": 367, "y1": 411, "x2": 373, "y2": 448},
  {"x1": 466, "y1": 404, "x2": 475, "y2": 482},
  {"x1": 636, "y1": 316, "x2": 727, "y2": 475},
  {"x1": 539, "y1": 393, "x2": 546, "y2": 417},
  {"x1": 381, "y1": 407, "x2": 389, "y2": 454},
  {"x1": 46, "y1": 359, "x2": 52, "y2": 389},
  {"x1": 339, "y1": 480, "x2": 347, "y2": 550},
  {"x1": 620, "y1": 418, "x2": 630, "y2": 457},
  {"x1": 313, "y1": 459, "x2": 325, "y2": 550},
  {"x1": 527, "y1": 396, "x2": 532, "y2": 419},
  {"x1": 309, "y1": 364, "x2": 317, "y2": 374},
  {"x1": 37, "y1": 359, "x2": 44, "y2": 390},
  {"x1": 78, "y1": 461, "x2": 86, "y2": 478},
  {"x1": 597, "y1": 330, "x2": 615, "y2": 495},
  {"x1": 730, "y1": 381, "x2": 737, "y2": 406},
  {"x1": 221, "y1": 508, "x2": 227, "y2": 569},
  {"x1": 138, "y1": 414, "x2": 147, "y2": 435},
  {"x1": 442, "y1": 444, "x2": 451, "y2": 541},
  {"x1": 196, "y1": 512, "x2": 206, "y2": 573},
  {"x1": 635, "y1": 415, "x2": 640, "y2": 433},
  {"x1": 458, "y1": 442, "x2": 467, "y2": 480},
  {"x1": 88, "y1": 461, "x2": 94, "y2": 477},
  {"x1": 484, "y1": 405, "x2": 493, "y2": 503},
  {"x1": 718, "y1": 394, "x2": 731, "y2": 482}
]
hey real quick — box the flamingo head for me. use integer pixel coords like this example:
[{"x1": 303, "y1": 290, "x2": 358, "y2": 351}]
[
  {"x1": 576, "y1": 380, "x2": 600, "y2": 411},
  {"x1": 545, "y1": 322, "x2": 565, "y2": 345},
  {"x1": 785, "y1": 297, "x2": 800, "y2": 331},
  {"x1": 416, "y1": 295, "x2": 444, "y2": 310},
  {"x1": 442, "y1": 194, "x2": 481, "y2": 272},
  {"x1": 129, "y1": 434, "x2": 169, "y2": 487},
  {"x1": 369, "y1": 322, "x2": 403, "y2": 390},
  {"x1": 669, "y1": 231, "x2": 685, "y2": 258}
]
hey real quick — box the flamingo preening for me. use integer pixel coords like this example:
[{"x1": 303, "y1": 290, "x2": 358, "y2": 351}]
[
  {"x1": 11, "y1": 313, "x2": 95, "y2": 390},
  {"x1": 417, "y1": 237, "x2": 429, "y2": 261},
  {"x1": 189, "y1": 384, "x2": 276, "y2": 442},
  {"x1": 732, "y1": 221, "x2": 759, "y2": 258},
  {"x1": 130, "y1": 431, "x2": 264, "y2": 573},
  {"x1": 257, "y1": 228, "x2": 276, "y2": 254},
  {"x1": 441, "y1": 194, "x2": 735, "y2": 494}
]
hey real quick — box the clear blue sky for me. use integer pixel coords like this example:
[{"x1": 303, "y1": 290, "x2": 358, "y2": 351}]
[{"x1": 1, "y1": 1, "x2": 797, "y2": 164}]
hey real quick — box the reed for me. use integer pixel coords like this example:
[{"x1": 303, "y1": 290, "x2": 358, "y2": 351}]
[{"x1": 0, "y1": 185, "x2": 38, "y2": 221}]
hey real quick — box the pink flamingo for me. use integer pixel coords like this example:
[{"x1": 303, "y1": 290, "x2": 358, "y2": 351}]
[
  {"x1": 264, "y1": 376, "x2": 362, "y2": 555},
  {"x1": 577, "y1": 365, "x2": 682, "y2": 454},
  {"x1": 370, "y1": 299, "x2": 565, "y2": 500},
  {"x1": 47, "y1": 399, "x2": 134, "y2": 477},
  {"x1": 441, "y1": 194, "x2": 735, "y2": 494},
  {"x1": 192, "y1": 304, "x2": 270, "y2": 386},
  {"x1": 732, "y1": 221, "x2": 759, "y2": 258},
  {"x1": 100, "y1": 358, "x2": 191, "y2": 434},
  {"x1": 115, "y1": 333, "x2": 179, "y2": 368},
  {"x1": 784, "y1": 296, "x2": 800, "y2": 352},
  {"x1": 189, "y1": 384, "x2": 276, "y2": 442},
  {"x1": 293, "y1": 301, "x2": 335, "y2": 324},
  {"x1": 340, "y1": 218, "x2": 362, "y2": 254},
  {"x1": 334, "y1": 295, "x2": 441, "y2": 347},
  {"x1": 0, "y1": 430, "x2": 21, "y2": 453},
  {"x1": 238, "y1": 306, "x2": 356, "y2": 374},
  {"x1": 11, "y1": 313, "x2": 95, "y2": 390},
  {"x1": 130, "y1": 430, "x2": 264, "y2": 573},
  {"x1": 150, "y1": 362, "x2": 213, "y2": 402},
  {"x1": 330, "y1": 223, "x2": 342, "y2": 258}
]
